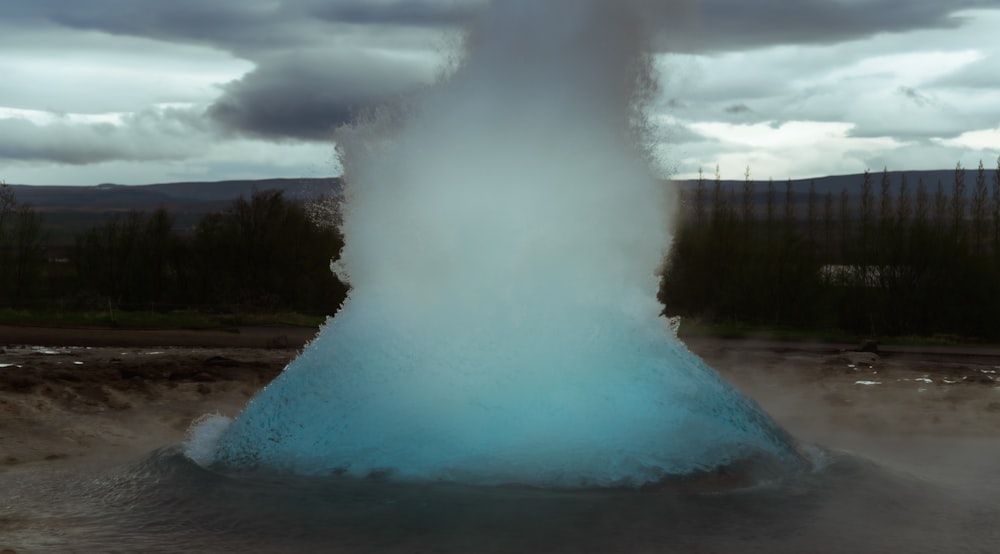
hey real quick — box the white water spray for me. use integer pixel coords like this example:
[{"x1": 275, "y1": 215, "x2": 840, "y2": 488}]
[{"x1": 196, "y1": 0, "x2": 804, "y2": 487}]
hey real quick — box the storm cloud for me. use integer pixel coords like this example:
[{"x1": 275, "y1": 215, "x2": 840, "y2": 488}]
[
  {"x1": 657, "y1": 0, "x2": 994, "y2": 52},
  {"x1": 207, "y1": 49, "x2": 436, "y2": 140},
  {"x1": 0, "y1": 0, "x2": 997, "y2": 183},
  {"x1": 13, "y1": 0, "x2": 992, "y2": 54}
]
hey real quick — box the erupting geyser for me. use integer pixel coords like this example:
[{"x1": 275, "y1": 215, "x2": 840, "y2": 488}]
[{"x1": 191, "y1": 0, "x2": 805, "y2": 487}]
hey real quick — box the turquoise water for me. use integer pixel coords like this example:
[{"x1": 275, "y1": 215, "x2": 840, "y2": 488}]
[{"x1": 204, "y1": 299, "x2": 806, "y2": 486}]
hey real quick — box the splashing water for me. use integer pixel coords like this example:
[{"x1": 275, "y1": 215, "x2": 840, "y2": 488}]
[{"x1": 194, "y1": 0, "x2": 805, "y2": 487}]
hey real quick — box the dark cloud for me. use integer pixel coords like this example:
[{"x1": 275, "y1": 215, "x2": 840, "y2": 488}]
[
  {"x1": 30, "y1": 0, "x2": 301, "y2": 53},
  {"x1": 308, "y1": 0, "x2": 482, "y2": 27},
  {"x1": 207, "y1": 50, "x2": 432, "y2": 140},
  {"x1": 724, "y1": 103, "x2": 752, "y2": 114},
  {"x1": 2, "y1": 1, "x2": 453, "y2": 140},
  {"x1": 653, "y1": 0, "x2": 993, "y2": 52},
  {"x1": 8, "y1": 0, "x2": 475, "y2": 54},
  {"x1": 0, "y1": 0, "x2": 995, "y2": 147},
  {"x1": 9, "y1": 1, "x2": 991, "y2": 56}
]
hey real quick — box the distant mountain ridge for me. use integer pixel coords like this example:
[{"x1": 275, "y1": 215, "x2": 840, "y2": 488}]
[
  {"x1": 674, "y1": 169, "x2": 988, "y2": 197},
  {"x1": 10, "y1": 177, "x2": 342, "y2": 213},
  {"x1": 9, "y1": 168, "x2": 993, "y2": 215}
]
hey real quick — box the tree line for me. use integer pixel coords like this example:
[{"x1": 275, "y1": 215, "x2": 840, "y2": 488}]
[
  {"x1": 6, "y1": 159, "x2": 1000, "y2": 339},
  {"x1": 0, "y1": 184, "x2": 348, "y2": 316},
  {"x1": 659, "y1": 158, "x2": 1000, "y2": 339}
]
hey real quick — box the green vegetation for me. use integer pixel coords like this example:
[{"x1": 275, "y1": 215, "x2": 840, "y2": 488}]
[
  {"x1": 0, "y1": 181, "x2": 47, "y2": 306},
  {"x1": 661, "y1": 158, "x2": 1000, "y2": 342},
  {"x1": 5, "y1": 159, "x2": 1000, "y2": 343},
  {"x1": 0, "y1": 185, "x2": 347, "y2": 326}
]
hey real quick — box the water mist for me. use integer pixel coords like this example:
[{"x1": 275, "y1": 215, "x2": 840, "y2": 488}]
[{"x1": 191, "y1": 0, "x2": 805, "y2": 487}]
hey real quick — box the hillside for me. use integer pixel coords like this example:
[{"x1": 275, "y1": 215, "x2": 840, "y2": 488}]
[
  {"x1": 8, "y1": 177, "x2": 343, "y2": 245},
  {"x1": 9, "y1": 177, "x2": 342, "y2": 214},
  {"x1": 673, "y1": 168, "x2": 991, "y2": 218}
]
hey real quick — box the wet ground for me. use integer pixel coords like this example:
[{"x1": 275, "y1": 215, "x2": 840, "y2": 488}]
[{"x1": 1, "y1": 329, "x2": 999, "y2": 552}]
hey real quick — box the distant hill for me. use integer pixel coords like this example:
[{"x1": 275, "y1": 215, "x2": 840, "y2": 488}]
[
  {"x1": 8, "y1": 169, "x2": 992, "y2": 242},
  {"x1": 673, "y1": 168, "x2": 995, "y2": 217},
  {"x1": 674, "y1": 169, "x2": 977, "y2": 197},
  {"x1": 10, "y1": 177, "x2": 342, "y2": 214},
  {"x1": 8, "y1": 177, "x2": 343, "y2": 247}
]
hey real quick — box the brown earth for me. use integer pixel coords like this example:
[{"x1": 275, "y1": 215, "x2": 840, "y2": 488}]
[{"x1": 1, "y1": 326, "x2": 998, "y2": 473}]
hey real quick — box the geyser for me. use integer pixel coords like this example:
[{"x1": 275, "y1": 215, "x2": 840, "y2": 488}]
[{"x1": 196, "y1": 0, "x2": 805, "y2": 487}]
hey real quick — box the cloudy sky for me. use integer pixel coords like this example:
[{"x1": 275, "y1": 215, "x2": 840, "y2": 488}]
[{"x1": 1, "y1": 0, "x2": 999, "y2": 186}]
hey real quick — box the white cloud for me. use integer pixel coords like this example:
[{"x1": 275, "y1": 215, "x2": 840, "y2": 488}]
[
  {"x1": 653, "y1": 8, "x2": 1000, "y2": 179},
  {"x1": 0, "y1": 106, "x2": 127, "y2": 126},
  {"x1": 667, "y1": 120, "x2": 902, "y2": 180},
  {"x1": 3, "y1": 138, "x2": 338, "y2": 186},
  {"x1": 0, "y1": 28, "x2": 253, "y2": 113},
  {"x1": 820, "y1": 50, "x2": 983, "y2": 87},
  {"x1": 935, "y1": 127, "x2": 1000, "y2": 151}
]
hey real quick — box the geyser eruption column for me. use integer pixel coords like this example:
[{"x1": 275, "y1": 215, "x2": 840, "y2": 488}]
[{"x1": 203, "y1": 0, "x2": 804, "y2": 486}]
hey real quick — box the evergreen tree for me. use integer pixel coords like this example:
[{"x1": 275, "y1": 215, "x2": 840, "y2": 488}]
[
  {"x1": 950, "y1": 162, "x2": 966, "y2": 240},
  {"x1": 694, "y1": 168, "x2": 707, "y2": 224},
  {"x1": 741, "y1": 165, "x2": 755, "y2": 224},
  {"x1": 993, "y1": 155, "x2": 1000, "y2": 255},
  {"x1": 972, "y1": 160, "x2": 989, "y2": 254}
]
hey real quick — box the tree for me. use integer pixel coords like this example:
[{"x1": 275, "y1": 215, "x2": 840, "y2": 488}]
[
  {"x1": 971, "y1": 160, "x2": 989, "y2": 254},
  {"x1": 993, "y1": 155, "x2": 1000, "y2": 255},
  {"x1": 741, "y1": 166, "x2": 755, "y2": 224},
  {"x1": 10, "y1": 204, "x2": 46, "y2": 302},
  {"x1": 0, "y1": 182, "x2": 16, "y2": 298},
  {"x1": 0, "y1": 182, "x2": 46, "y2": 306},
  {"x1": 896, "y1": 173, "x2": 911, "y2": 226},
  {"x1": 193, "y1": 189, "x2": 347, "y2": 314},
  {"x1": 822, "y1": 191, "x2": 835, "y2": 260},
  {"x1": 838, "y1": 187, "x2": 851, "y2": 261},
  {"x1": 765, "y1": 178, "x2": 777, "y2": 245},
  {"x1": 694, "y1": 168, "x2": 707, "y2": 224},
  {"x1": 783, "y1": 178, "x2": 795, "y2": 234},
  {"x1": 915, "y1": 177, "x2": 929, "y2": 224},
  {"x1": 879, "y1": 167, "x2": 893, "y2": 225},
  {"x1": 859, "y1": 169, "x2": 874, "y2": 251},
  {"x1": 0, "y1": 181, "x2": 14, "y2": 239},
  {"x1": 807, "y1": 180, "x2": 819, "y2": 243},
  {"x1": 951, "y1": 162, "x2": 966, "y2": 239},
  {"x1": 711, "y1": 164, "x2": 726, "y2": 224},
  {"x1": 933, "y1": 179, "x2": 948, "y2": 230}
]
